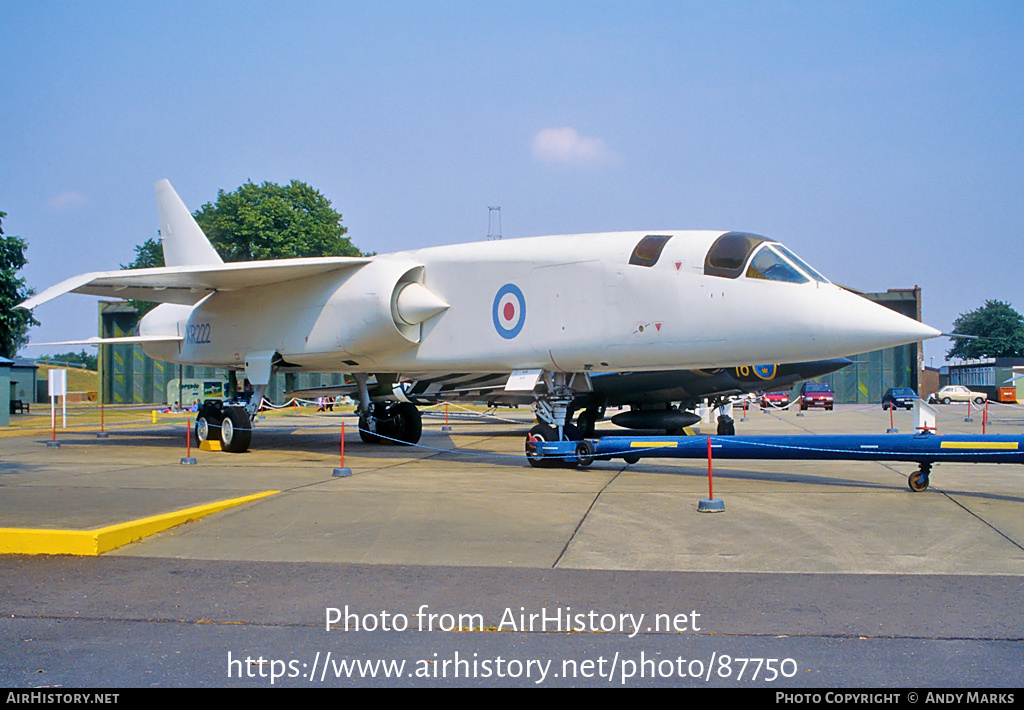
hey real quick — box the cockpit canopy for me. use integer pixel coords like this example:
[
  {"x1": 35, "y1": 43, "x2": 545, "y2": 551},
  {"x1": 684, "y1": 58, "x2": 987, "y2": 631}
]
[{"x1": 704, "y1": 232, "x2": 828, "y2": 285}]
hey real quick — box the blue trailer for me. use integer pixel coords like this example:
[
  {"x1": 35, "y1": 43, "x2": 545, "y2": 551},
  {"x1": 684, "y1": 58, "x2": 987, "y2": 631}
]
[{"x1": 526, "y1": 432, "x2": 1024, "y2": 492}]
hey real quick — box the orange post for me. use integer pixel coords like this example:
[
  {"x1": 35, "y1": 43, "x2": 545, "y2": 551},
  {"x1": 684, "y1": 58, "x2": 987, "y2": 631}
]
[{"x1": 706, "y1": 436, "x2": 714, "y2": 500}]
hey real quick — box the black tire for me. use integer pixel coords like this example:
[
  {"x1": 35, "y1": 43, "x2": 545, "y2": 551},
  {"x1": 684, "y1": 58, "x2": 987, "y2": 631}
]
[
  {"x1": 941, "y1": 397, "x2": 951, "y2": 405},
  {"x1": 389, "y1": 403, "x2": 422, "y2": 445},
  {"x1": 973, "y1": 397, "x2": 985, "y2": 406},
  {"x1": 716, "y1": 415, "x2": 735, "y2": 436},
  {"x1": 576, "y1": 409, "x2": 598, "y2": 438},
  {"x1": 526, "y1": 424, "x2": 558, "y2": 468},
  {"x1": 219, "y1": 407, "x2": 252, "y2": 453},
  {"x1": 194, "y1": 402, "x2": 222, "y2": 442},
  {"x1": 358, "y1": 413, "x2": 383, "y2": 444},
  {"x1": 575, "y1": 440, "x2": 595, "y2": 467}
]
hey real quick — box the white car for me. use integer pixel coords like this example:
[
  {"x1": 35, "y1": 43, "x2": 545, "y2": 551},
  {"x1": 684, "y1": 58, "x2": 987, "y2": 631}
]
[{"x1": 928, "y1": 385, "x2": 987, "y2": 405}]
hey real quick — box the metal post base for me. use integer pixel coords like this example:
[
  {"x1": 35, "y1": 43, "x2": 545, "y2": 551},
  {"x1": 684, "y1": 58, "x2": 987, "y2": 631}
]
[
  {"x1": 180, "y1": 457, "x2": 197, "y2": 465},
  {"x1": 332, "y1": 467, "x2": 352, "y2": 477},
  {"x1": 698, "y1": 498, "x2": 725, "y2": 513}
]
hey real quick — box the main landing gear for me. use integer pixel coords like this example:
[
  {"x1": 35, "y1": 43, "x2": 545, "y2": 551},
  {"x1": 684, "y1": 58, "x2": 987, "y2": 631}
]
[
  {"x1": 525, "y1": 372, "x2": 588, "y2": 468},
  {"x1": 352, "y1": 373, "x2": 423, "y2": 446},
  {"x1": 358, "y1": 402, "x2": 423, "y2": 445},
  {"x1": 194, "y1": 396, "x2": 259, "y2": 454}
]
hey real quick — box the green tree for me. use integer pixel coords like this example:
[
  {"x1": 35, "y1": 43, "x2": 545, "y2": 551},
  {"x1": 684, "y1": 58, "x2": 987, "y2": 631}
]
[
  {"x1": 947, "y1": 300, "x2": 1024, "y2": 359},
  {"x1": 0, "y1": 211, "x2": 39, "y2": 358},
  {"x1": 194, "y1": 180, "x2": 363, "y2": 262},
  {"x1": 122, "y1": 236, "x2": 165, "y2": 269},
  {"x1": 38, "y1": 350, "x2": 97, "y2": 371}
]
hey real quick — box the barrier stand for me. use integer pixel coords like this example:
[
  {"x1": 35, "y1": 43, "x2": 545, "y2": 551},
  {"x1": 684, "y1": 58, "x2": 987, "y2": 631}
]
[
  {"x1": 965, "y1": 400, "x2": 974, "y2": 423},
  {"x1": 96, "y1": 403, "x2": 109, "y2": 438},
  {"x1": 441, "y1": 402, "x2": 452, "y2": 432},
  {"x1": 983, "y1": 402, "x2": 988, "y2": 435},
  {"x1": 180, "y1": 420, "x2": 197, "y2": 465},
  {"x1": 795, "y1": 396, "x2": 804, "y2": 417},
  {"x1": 887, "y1": 405, "x2": 898, "y2": 434},
  {"x1": 47, "y1": 416, "x2": 60, "y2": 449},
  {"x1": 333, "y1": 421, "x2": 352, "y2": 477},
  {"x1": 740, "y1": 399, "x2": 749, "y2": 422},
  {"x1": 697, "y1": 436, "x2": 725, "y2": 512}
]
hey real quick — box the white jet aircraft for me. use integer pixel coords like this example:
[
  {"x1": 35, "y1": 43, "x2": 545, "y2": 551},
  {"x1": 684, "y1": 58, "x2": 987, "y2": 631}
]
[{"x1": 20, "y1": 180, "x2": 939, "y2": 457}]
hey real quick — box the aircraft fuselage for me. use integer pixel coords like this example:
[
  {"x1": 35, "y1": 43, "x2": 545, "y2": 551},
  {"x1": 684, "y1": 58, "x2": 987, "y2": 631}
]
[{"x1": 141, "y1": 231, "x2": 934, "y2": 375}]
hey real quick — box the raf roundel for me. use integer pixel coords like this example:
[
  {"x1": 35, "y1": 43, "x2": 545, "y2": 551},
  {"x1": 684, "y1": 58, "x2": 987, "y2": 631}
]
[{"x1": 492, "y1": 283, "x2": 526, "y2": 339}]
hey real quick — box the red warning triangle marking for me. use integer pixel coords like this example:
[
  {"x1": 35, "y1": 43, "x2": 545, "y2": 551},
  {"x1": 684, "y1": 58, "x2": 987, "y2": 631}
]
[
  {"x1": 674, "y1": 261, "x2": 682, "y2": 271},
  {"x1": 655, "y1": 322, "x2": 663, "y2": 331}
]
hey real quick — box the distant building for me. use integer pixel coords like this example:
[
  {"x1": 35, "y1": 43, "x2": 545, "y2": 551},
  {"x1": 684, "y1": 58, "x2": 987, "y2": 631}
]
[
  {"x1": 942, "y1": 357, "x2": 1024, "y2": 403},
  {"x1": 9, "y1": 358, "x2": 39, "y2": 405}
]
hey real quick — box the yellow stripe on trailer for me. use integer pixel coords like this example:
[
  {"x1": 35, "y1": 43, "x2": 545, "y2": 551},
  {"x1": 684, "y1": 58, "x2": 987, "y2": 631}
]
[
  {"x1": 630, "y1": 441, "x2": 678, "y2": 448},
  {"x1": 940, "y1": 441, "x2": 1018, "y2": 450}
]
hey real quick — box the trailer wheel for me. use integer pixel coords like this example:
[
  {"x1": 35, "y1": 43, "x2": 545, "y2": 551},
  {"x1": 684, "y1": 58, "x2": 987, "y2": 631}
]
[
  {"x1": 575, "y1": 440, "x2": 595, "y2": 467},
  {"x1": 908, "y1": 469, "x2": 929, "y2": 492}
]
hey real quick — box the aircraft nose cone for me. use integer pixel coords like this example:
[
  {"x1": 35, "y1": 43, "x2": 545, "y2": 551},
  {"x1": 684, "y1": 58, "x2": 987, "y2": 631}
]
[{"x1": 827, "y1": 289, "x2": 940, "y2": 355}]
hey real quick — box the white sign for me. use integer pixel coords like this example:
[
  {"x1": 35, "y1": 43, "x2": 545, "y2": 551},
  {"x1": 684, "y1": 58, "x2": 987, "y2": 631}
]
[
  {"x1": 48, "y1": 369, "x2": 67, "y2": 429},
  {"x1": 48, "y1": 368, "x2": 67, "y2": 397},
  {"x1": 505, "y1": 369, "x2": 543, "y2": 392}
]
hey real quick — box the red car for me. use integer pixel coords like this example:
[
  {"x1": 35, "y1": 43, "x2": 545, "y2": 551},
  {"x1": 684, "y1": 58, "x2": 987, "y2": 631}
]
[
  {"x1": 760, "y1": 391, "x2": 790, "y2": 408},
  {"x1": 799, "y1": 382, "x2": 834, "y2": 410}
]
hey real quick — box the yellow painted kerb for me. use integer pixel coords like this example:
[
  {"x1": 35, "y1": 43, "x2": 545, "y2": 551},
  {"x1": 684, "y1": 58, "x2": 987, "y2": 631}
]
[{"x1": 0, "y1": 491, "x2": 278, "y2": 556}]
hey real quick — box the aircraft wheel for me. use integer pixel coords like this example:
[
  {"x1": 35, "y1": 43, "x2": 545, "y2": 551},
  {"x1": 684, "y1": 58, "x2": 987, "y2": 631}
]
[
  {"x1": 576, "y1": 409, "x2": 598, "y2": 438},
  {"x1": 717, "y1": 415, "x2": 735, "y2": 436},
  {"x1": 194, "y1": 402, "x2": 221, "y2": 442},
  {"x1": 220, "y1": 407, "x2": 252, "y2": 453},
  {"x1": 389, "y1": 403, "x2": 422, "y2": 445},
  {"x1": 908, "y1": 470, "x2": 930, "y2": 492},
  {"x1": 526, "y1": 424, "x2": 558, "y2": 468},
  {"x1": 358, "y1": 413, "x2": 383, "y2": 444}
]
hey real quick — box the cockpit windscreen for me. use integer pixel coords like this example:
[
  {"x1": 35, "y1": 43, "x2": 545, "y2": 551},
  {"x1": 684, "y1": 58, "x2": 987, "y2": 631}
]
[{"x1": 704, "y1": 232, "x2": 829, "y2": 284}]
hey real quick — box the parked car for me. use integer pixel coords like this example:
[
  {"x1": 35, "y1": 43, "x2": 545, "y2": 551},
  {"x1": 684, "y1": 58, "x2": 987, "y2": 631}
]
[
  {"x1": 881, "y1": 387, "x2": 920, "y2": 410},
  {"x1": 760, "y1": 391, "x2": 790, "y2": 408},
  {"x1": 799, "y1": 382, "x2": 834, "y2": 410},
  {"x1": 927, "y1": 385, "x2": 987, "y2": 405}
]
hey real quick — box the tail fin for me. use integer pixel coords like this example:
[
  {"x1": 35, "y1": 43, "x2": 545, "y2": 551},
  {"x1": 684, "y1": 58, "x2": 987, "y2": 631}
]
[{"x1": 154, "y1": 179, "x2": 224, "y2": 267}]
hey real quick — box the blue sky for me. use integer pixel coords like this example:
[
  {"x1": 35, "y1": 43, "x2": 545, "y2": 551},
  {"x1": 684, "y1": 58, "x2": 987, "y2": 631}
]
[{"x1": 2, "y1": 1, "x2": 1022, "y2": 366}]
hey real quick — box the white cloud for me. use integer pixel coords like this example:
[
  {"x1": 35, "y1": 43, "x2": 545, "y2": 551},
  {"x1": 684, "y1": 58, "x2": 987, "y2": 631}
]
[
  {"x1": 531, "y1": 127, "x2": 612, "y2": 165},
  {"x1": 48, "y1": 191, "x2": 89, "y2": 211}
]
